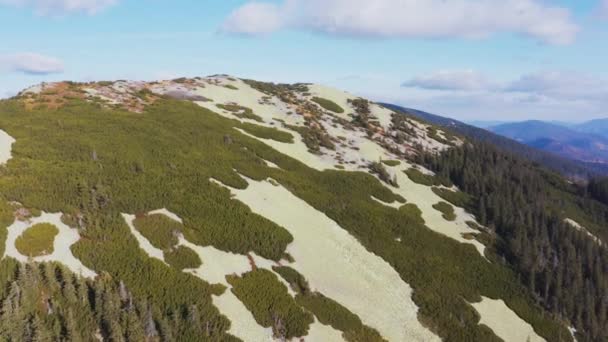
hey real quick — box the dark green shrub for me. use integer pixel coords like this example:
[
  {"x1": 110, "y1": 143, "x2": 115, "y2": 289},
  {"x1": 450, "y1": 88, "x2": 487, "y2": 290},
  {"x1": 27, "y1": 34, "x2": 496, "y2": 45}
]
[
  {"x1": 227, "y1": 269, "x2": 313, "y2": 339},
  {"x1": 296, "y1": 293, "x2": 385, "y2": 342},
  {"x1": 15, "y1": 223, "x2": 59, "y2": 257},
  {"x1": 164, "y1": 246, "x2": 202, "y2": 270},
  {"x1": 311, "y1": 97, "x2": 344, "y2": 114},
  {"x1": 273, "y1": 266, "x2": 310, "y2": 295},
  {"x1": 238, "y1": 122, "x2": 294, "y2": 143},
  {"x1": 404, "y1": 168, "x2": 452, "y2": 187},
  {"x1": 132, "y1": 214, "x2": 181, "y2": 250},
  {"x1": 216, "y1": 103, "x2": 263, "y2": 122},
  {"x1": 381, "y1": 160, "x2": 401, "y2": 167},
  {"x1": 433, "y1": 201, "x2": 457, "y2": 221},
  {"x1": 432, "y1": 187, "x2": 471, "y2": 208}
]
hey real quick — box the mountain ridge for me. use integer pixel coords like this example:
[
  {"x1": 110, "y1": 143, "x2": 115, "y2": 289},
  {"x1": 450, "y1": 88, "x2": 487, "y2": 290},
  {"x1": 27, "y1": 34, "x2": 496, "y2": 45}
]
[{"x1": 0, "y1": 76, "x2": 604, "y2": 341}]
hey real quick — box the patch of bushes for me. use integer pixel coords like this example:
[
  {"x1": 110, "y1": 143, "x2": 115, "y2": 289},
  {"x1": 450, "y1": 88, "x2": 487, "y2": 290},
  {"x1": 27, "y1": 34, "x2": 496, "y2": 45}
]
[
  {"x1": 216, "y1": 103, "x2": 263, "y2": 122},
  {"x1": 427, "y1": 127, "x2": 451, "y2": 145},
  {"x1": 132, "y1": 214, "x2": 181, "y2": 250},
  {"x1": 223, "y1": 85, "x2": 239, "y2": 90},
  {"x1": 296, "y1": 293, "x2": 385, "y2": 342},
  {"x1": 369, "y1": 162, "x2": 397, "y2": 187},
  {"x1": 404, "y1": 168, "x2": 452, "y2": 187},
  {"x1": 164, "y1": 246, "x2": 202, "y2": 270},
  {"x1": 15, "y1": 223, "x2": 59, "y2": 257},
  {"x1": 432, "y1": 187, "x2": 471, "y2": 208},
  {"x1": 243, "y1": 80, "x2": 309, "y2": 96},
  {"x1": 311, "y1": 97, "x2": 344, "y2": 114},
  {"x1": 433, "y1": 201, "x2": 457, "y2": 221},
  {"x1": 273, "y1": 266, "x2": 385, "y2": 341},
  {"x1": 285, "y1": 124, "x2": 335, "y2": 153},
  {"x1": 227, "y1": 269, "x2": 314, "y2": 339},
  {"x1": 273, "y1": 266, "x2": 310, "y2": 295},
  {"x1": 381, "y1": 160, "x2": 401, "y2": 167},
  {"x1": 238, "y1": 122, "x2": 294, "y2": 144}
]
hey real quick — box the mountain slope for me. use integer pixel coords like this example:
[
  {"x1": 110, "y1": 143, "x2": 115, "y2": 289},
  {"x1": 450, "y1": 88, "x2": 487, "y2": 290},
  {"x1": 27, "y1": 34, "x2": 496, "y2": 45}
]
[
  {"x1": 0, "y1": 76, "x2": 598, "y2": 341},
  {"x1": 382, "y1": 104, "x2": 608, "y2": 178},
  {"x1": 489, "y1": 121, "x2": 608, "y2": 164},
  {"x1": 572, "y1": 118, "x2": 608, "y2": 139}
]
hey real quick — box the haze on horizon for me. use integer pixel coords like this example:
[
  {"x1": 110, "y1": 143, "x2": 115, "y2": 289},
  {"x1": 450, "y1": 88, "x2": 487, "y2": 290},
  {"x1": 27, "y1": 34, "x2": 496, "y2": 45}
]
[{"x1": 0, "y1": 0, "x2": 607, "y2": 122}]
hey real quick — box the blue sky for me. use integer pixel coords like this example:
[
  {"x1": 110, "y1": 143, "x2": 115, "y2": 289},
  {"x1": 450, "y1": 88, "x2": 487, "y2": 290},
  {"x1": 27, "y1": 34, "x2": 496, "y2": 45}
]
[{"x1": 0, "y1": 0, "x2": 607, "y2": 121}]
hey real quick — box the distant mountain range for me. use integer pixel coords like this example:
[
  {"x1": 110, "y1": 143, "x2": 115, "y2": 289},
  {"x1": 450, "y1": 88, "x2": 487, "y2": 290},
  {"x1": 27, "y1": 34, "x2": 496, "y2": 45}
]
[
  {"x1": 489, "y1": 120, "x2": 608, "y2": 164},
  {"x1": 469, "y1": 119, "x2": 608, "y2": 137},
  {"x1": 569, "y1": 119, "x2": 608, "y2": 138},
  {"x1": 382, "y1": 103, "x2": 608, "y2": 178}
]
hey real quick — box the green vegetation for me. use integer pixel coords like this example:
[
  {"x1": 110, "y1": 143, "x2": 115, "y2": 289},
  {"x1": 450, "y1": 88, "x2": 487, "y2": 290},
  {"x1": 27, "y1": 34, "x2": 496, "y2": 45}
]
[
  {"x1": 381, "y1": 160, "x2": 401, "y2": 167},
  {"x1": 273, "y1": 266, "x2": 310, "y2": 294},
  {"x1": 132, "y1": 214, "x2": 181, "y2": 250},
  {"x1": 164, "y1": 246, "x2": 202, "y2": 270},
  {"x1": 0, "y1": 94, "x2": 571, "y2": 341},
  {"x1": 296, "y1": 293, "x2": 385, "y2": 342},
  {"x1": 588, "y1": 177, "x2": 608, "y2": 205},
  {"x1": 273, "y1": 266, "x2": 386, "y2": 341},
  {"x1": 227, "y1": 269, "x2": 313, "y2": 339},
  {"x1": 223, "y1": 84, "x2": 239, "y2": 90},
  {"x1": 0, "y1": 261, "x2": 239, "y2": 341},
  {"x1": 432, "y1": 187, "x2": 471, "y2": 208},
  {"x1": 216, "y1": 103, "x2": 263, "y2": 122},
  {"x1": 311, "y1": 97, "x2": 344, "y2": 113},
  {"x1": 0, "y1": 201, "x2": 14, "y2": 258},
  {"x1": 404, "y1": 167, "x2": 452, "y2": 187},
  {"x1": 426, "y1": 127, "x2": 452, "y2": 145},
  {"x1": 15, "y1": 223, "x2": 59, "y2": 257},
  {"x1": 433, "y1": 202, "x2": 457, "y2": 221},
  {"x1": 369, "y1": 162, "x2": 397, "y2": 187},
  {"x1": 243, "y1": 79, "x2": 309, "y2": 97},
  {"x1": 238, "y1": 122, "x2": 294, "y2": 143},
  {"x1": 133, "y1": 215, "x2": 202, "y2": 270},
  {"x1": 285, "y1": 124, "x2": 335, "y2": 153},
  {"x1": 418, "y1": 140, "x2": 608, "y2": 341}
]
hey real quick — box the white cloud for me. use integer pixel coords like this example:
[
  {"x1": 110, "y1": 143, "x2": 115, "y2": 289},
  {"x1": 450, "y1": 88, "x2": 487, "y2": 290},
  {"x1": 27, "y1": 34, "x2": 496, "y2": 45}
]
[
  {"x1": 506, "y1": 71, "x2": 608, "y2": 101},
  {"x1": 395, "y1": 70, "x2": 608, "y2": 120},
  {"x1": 0, "y1": 53, "x2": 64, "y2": 75},
  {"x1": 402, "y1": 70, "x2": 494, "y2": 91},
  {"x1": 222, "y1": 2, "x2": 285, "y2": 35},
  {"x1": 403, "y1": 70, "x2": 608, "y2": 101},
  {"x1": 222, "y1": 0, "x2": 579, "y2": 45},
  {"x1": 0, "y1": 0, "x2": 117, "y2": 15}
]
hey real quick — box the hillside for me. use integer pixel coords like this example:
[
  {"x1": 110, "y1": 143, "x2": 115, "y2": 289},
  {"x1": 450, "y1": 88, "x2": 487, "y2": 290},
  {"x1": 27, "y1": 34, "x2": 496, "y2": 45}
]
[
  {"x1": 0, "y1": 76, "x2": 605, "y2": 341},
  {"x1": 382, "y1": 104, "x2": 608, "y2": 179},
  {"x1": 572, "y1": 119, "x2": 608, "y2": 139},
  {"x1": 489, "y1": 121, "x2": 608, "y2": 164}
]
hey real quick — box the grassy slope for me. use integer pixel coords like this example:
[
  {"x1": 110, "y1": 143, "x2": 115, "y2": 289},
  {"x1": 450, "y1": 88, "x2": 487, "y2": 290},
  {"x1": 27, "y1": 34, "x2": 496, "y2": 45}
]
[{"x1": 0, "y1": 97, "x2": 571, "y2": 341}]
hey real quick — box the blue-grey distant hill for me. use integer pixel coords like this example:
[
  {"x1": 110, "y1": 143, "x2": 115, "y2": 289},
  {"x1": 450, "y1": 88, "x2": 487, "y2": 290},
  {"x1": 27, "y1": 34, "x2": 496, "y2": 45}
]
[
  {"x1": 572, "y1": 118, "x2": 608, "y2": 138},
  {"x1": 489, "y1": 120, "x2": 608, "y2": 164}
]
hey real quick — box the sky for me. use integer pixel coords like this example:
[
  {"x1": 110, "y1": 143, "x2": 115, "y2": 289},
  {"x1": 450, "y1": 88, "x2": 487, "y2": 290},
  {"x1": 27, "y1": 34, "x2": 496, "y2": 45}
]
[{"x1": 0, "y1": 0, "x2": 607, "y2": 122}]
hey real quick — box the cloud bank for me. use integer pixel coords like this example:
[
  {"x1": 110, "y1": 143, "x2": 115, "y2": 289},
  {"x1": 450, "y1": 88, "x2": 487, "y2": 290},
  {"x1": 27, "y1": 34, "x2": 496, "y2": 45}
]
[
  {"x1": 0, "y1": 0, "x2": 117, "y2": 15},
  {"x1": 0, "y1": 53, "x2": 64, "y2": 75},
  {"x1": 403, "y1": 70, "x2": 608, "y2": 101},
  {"x1": 397, "y1": 70, "x2": 608, "y2": 120},
  {"x1": 222, "y1": 0, "x2": 579, "y2": 45},
  {"x1": 402, "y1": 70, "x2": 494, "y2": 91}
]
